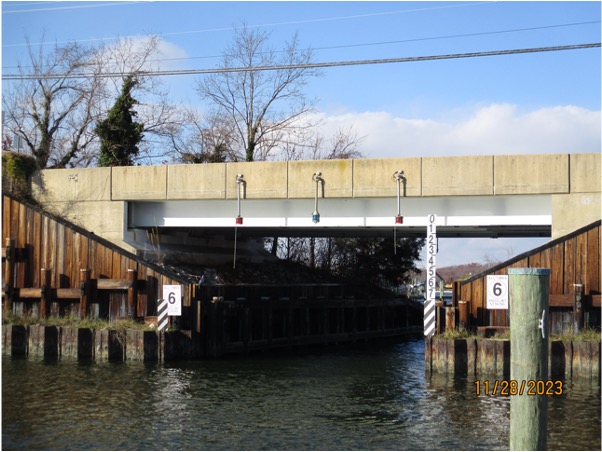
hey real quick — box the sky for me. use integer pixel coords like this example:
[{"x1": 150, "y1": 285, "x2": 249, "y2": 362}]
[{"x1": 2, "y1": 0, "x2": 601, "y2": 267}]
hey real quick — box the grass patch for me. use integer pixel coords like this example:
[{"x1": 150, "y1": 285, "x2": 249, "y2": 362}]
[
  {"x1": 492, "y1": 329, "x2": 511, "y2": 340},
  {"x1": 551, "y1": 326, "x2": 601, "y2": 342},
  {"x1": 439, "y1": 326, "x2": 476, "y2": 340},
  {"x1": 2, "y1": 312, "x2": 154, "y2": 331},
  {"x1": 437, "y1": 326, "x2": 600, "y2": 342}
]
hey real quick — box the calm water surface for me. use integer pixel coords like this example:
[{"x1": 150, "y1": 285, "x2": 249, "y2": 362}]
[{"x1": 2, "y1": 340, "x2": 600, "y2": 451}]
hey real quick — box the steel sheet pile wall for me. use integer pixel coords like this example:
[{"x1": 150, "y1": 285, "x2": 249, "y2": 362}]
[
  {"x1": 198, "y1": 284, "x2": 423, "y2": 357},
  {"x1": 454, "y1": 220, "x2": 601, "y2": 332}
]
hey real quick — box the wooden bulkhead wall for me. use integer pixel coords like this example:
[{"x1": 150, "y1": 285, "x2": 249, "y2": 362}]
[
  {"x1": 2, "y1": 194, "x2": 195, "y2": 324},
  {"x1": 453, "y1": 220, "x2": 601, "y2": 332}
]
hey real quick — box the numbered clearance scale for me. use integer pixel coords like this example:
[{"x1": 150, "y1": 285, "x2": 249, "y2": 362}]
[{"x1": 424, "y1": 214, "x2": 437, "y2": 337}]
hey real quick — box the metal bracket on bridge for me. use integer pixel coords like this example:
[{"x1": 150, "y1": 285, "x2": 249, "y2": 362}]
[
  {"x1": 235, "y1": 174, "x2": 246, "y2": 225},
  {"x1": 393, "y1": 170, "x2": 406, "y2": 224},
  {"x1": 312, "y1": 172, "x2": 324, "y2": 223}
]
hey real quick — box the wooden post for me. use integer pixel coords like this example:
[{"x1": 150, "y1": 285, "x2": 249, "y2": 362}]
[
  {"x1": 40, "y1": 268, "x2": 52, "y2": 319},
  {"x1": 196, "y1": 300, "x2": 202, "y2": 334},
  {"x1": 445, "y1": 306, "x2": 456, "y2": 331},
  {"x1": 509, "y1": 268, "x2": 549, "y2": 451},
  {"x1": 573, "y1": 280, "x2": 584, "y2": 332},
  {"x1": 79, "y1": 269, "x2": 91, "y2": 319},
  {"x1": 3, "y1": 237, "x2": 15, "y2": 313},
  {"x1": 435, "y1": 301, "x2": 443, "y2": 334},
  {"x1": 127, "y1": 269, "x2": 138, "y2": 319},
  {"x1": 458, "y1": 300, "x2": 469, "y2": 328}
]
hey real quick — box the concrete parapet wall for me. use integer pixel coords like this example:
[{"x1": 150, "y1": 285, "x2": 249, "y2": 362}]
[
  {"x1": 168, "y1": 163, "x2": 226, "y2": 199},
  {"x1": 570, "y1": 153, "x2": 601, "y2": 193},
  {"x1": 422, "y1": 155, "x2": 493, "y2": 196},
  {"x1": 33, "y1": 153, "x2": 597, "y2": 203},
  {"x1": 112, "y1": 165, "x2": 167, "y2": 200},
  {"x1": 288, "y1": 159, "x2": 353, "y2": 198},
  {"x1": 225, "y1": 161, "x2": 288, "y2": 199},
  {"x1": 494, "y1": 153, "x2": 569, "y2": 195},
  {"x1": 353, "y1": 158, "x2": 422, "y2": 197},
  {"x1": 32, "y1": 167, "x2": 112, "y2": 202}
]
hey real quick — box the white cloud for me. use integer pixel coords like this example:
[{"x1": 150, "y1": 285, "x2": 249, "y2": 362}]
[
  {"x1": 98, "y1": 36, "x2": 188, "y2": 73},
  {"x1": 313, "y1": 104, "x2": 601, "y2": 158},
  {"x1": 153, "y1": 39, "x2": 189, "y2": 70}
]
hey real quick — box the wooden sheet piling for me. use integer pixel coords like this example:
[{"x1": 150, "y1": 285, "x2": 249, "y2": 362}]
[
  {"x1": 40, "y1": 268, "x2": 52, "y2": 319},
  {"x1": 3, "y1": 237, "x2": 15, "y2": 312},
  {"x1": 127, "y1": 269, "x2": 138, "y2": 318},
  {"x1": 80, "y1": 269, "x2": 91, "y2": 319}
]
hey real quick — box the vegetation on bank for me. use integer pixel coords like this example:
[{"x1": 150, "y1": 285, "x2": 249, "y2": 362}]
[
  {"x1": 2, "y1": 311, "x2": 599, "y2": 342},
  {"x1": 438, "y1": 325, "x2": 601, "y2": 342},
  {"x1": 1, "y1": 312, "x2": 153, "y2": 332},
  {"x1": 1, "y1": 151, "x2": 37, "y2": 198}
]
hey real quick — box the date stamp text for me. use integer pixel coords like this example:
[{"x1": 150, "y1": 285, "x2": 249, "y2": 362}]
[{"x1": 475, "y1": 380, "x2": 563, "y2": 396}]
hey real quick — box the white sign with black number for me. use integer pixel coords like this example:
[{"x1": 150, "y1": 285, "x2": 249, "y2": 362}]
[
  {"x1": 163, "y1": 284, "x2": 182, "y2": 316},
  {"x1": 487, "y1": 275, "x2": 509, "y2": 309}
]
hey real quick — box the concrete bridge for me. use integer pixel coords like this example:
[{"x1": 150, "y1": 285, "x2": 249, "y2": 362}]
[{"x1": 32, "y1": 153, "x2": 600, "y2": 263}]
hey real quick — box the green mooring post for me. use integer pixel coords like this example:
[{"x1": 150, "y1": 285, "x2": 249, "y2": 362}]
[{"x1": 509, "y1": 268, "x2": 550, "y2": 451}]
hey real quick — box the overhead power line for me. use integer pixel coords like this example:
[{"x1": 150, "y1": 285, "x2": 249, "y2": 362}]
[
  {"x1": 4, "y1": 20, "x2": 599, "y2": 70},
  {"x1": 4, "y1": 1, "x2": 151, "y2": 14},
  {"x1": 136, "y1": 20, "x2": 602, "y2": 64},
  {"x1": 2, "y1": 43, "x2": 600, "y2": 81},
  {"x1": 3, "y1": 1, "x2": 494, "y2": 46}
]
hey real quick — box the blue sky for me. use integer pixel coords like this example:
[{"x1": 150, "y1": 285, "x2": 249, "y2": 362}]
[
  {"x1": 4, "y1": 1, "x2": 600, "y2": 150},
  {"x1": 2, "y1": 1, "x2": 601, "y2": 266}
]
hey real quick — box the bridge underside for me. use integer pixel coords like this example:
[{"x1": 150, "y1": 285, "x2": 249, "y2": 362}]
[
  {"x1": 127, "y1": 195, "x2": 552, "y2": 239},
  {"x1": 124, "y1": 195, "x2": 552, "y2": 265},
  {"x1": 139, "y1": 224, "x2": 550, "y2": 240}
]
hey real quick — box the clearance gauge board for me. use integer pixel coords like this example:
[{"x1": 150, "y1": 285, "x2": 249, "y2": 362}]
[{"x1": 424, "y1": 214, "x2": 437, "y2": 337}]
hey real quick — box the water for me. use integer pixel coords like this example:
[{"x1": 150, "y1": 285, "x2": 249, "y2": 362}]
[{"x1": 2, "y1": 340, "x2": 600, "y2": 451}]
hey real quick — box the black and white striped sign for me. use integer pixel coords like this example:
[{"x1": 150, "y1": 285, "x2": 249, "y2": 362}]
[
  {"x1": 424, "y1": 214, "x2": 437, "y2": 337},
  {"x1": 157, "y1": 298, "x2": 168, "y2": 332}
]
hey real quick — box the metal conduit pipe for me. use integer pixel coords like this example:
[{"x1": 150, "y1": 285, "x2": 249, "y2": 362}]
[
  {"x1": 393, "y1": 170, "x2": 406, "y2": 224},
  {"x1": 312, "y1": 172, "x2": 324, "y2": 223},
  {"x1": 235, "y1": 174, "x2": 246, "y2": 224}
]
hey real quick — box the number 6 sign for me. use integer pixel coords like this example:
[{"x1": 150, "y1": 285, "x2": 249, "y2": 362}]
[
  {"x1": 487, "y1": 275, "x2": 508, "y2": 309},
  {"x1": 163, "y1": 284, "x2": 182, "y2": 316}
]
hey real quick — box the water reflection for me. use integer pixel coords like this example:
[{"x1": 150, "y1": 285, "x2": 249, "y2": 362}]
[{"x1": 2, "y1": 340, "x2": 600, "y2": 451}]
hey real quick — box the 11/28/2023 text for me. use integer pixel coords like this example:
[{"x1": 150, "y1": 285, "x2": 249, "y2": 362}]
[{"x1": 475, "y1": 380, "x2": 563, "y2": 396}]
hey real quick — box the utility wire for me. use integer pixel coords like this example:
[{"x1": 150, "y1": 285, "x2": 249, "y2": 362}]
[
  {"x1": 4, "y1": 1, "x2": 152, "y2": 14},
  {"x1": 3, "y1": 1, "x2": 494, "y2": 45},
  {"x1": 3, "y1": 43, "x2": 600, "y2": 81},
  {"x1": 153, "y1": 20, "x2": 602, "y2": 65},
  {"x1": 4, "y1": 20, "x2": 599, "y2": 70}
]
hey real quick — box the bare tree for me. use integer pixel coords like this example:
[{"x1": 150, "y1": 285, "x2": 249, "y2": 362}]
[
  {"x1": 3, "y1": 35, "x2": 186, "y2": 168},
  {"x1": 2, "y1": 38, "x2": 103, "y2": 168},
  {"x1": 196, "y1": 25, "x2": 321, "y2": 162},
  {"x1": 166, "y1": 108, "x2": 237, "y2": 164}
]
